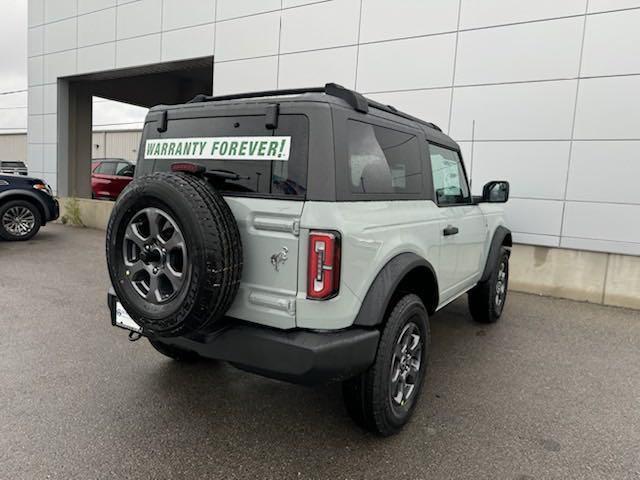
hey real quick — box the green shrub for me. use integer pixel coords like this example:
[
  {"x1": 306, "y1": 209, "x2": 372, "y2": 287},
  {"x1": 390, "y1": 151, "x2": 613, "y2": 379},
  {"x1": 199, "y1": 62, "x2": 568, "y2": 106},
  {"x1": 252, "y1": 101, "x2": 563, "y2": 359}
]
[{"x1": 61, "y1": 197, "x2": 84, "y2": 227}]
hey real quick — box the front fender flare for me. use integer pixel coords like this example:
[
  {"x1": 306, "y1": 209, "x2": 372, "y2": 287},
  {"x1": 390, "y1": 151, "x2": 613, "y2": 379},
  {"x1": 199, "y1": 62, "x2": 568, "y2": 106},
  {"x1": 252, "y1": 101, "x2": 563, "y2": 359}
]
[{"x1": 480, "y1": 225, "x2": 512, "y2": 282}]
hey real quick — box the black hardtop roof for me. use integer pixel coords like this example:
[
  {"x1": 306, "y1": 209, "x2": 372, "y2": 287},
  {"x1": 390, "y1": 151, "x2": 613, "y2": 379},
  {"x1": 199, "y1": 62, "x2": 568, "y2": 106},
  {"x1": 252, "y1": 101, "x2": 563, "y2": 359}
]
[{"x1": 149, "y1": 83, "x2": 459, "y2": 150}]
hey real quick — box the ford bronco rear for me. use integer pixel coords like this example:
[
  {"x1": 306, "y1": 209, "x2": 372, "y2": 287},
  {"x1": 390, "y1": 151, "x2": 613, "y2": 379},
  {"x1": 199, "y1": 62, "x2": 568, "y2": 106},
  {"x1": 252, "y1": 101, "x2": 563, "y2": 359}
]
[{"x1": 106, "y1": 83, "x2": 511, "y2": 435}]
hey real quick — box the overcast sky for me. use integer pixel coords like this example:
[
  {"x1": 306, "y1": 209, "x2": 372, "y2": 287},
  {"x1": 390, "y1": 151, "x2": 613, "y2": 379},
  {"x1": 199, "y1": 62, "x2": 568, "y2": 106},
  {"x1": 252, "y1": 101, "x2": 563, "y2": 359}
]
[
  {"x1": 0, "y1": 0, "x2": 28, "y2": 132},
  {"x1": 0, "y1": 0, "x2": 146, "y2": 133}
]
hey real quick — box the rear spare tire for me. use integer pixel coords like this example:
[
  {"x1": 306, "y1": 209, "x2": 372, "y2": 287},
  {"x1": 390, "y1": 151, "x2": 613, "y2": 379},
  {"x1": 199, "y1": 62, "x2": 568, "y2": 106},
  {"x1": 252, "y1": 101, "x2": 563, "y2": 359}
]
[{"x1": 106, "y1": 172, "x2": 242, "y2": 337}]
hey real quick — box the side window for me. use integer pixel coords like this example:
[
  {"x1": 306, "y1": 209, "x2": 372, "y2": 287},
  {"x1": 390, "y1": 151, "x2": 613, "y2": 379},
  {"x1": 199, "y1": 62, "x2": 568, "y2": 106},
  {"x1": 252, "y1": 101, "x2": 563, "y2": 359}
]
[
  {"x1": 347, "y1": 120, "x2": 421, "y2": 194},
  {"x1": 428, "y1": 144, "x2": 470, "y2": 205},
  {"x1": 96, "y1": 162, "x2": 117, "y2": 175},
  {"x1": 116, "y1": 162, "x2": 135, "y2": 177}
]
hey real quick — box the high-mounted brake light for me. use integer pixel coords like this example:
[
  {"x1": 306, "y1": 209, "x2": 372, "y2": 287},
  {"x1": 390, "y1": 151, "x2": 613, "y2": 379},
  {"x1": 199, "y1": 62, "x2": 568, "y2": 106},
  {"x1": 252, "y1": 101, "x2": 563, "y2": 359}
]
[
  {"x1": 307, "y1": 231, "x2": 341, "y2": 300},
  {"x1": 171, "y1": 162, "x2": 206, "y2": 174}
]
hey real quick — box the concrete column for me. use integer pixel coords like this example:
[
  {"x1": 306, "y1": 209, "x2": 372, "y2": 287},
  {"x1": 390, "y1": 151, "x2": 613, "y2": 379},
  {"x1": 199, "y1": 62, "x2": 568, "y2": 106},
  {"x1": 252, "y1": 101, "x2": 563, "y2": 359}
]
[{"x1": 57, "y1": 80, "x2": 93, "y2": 198}]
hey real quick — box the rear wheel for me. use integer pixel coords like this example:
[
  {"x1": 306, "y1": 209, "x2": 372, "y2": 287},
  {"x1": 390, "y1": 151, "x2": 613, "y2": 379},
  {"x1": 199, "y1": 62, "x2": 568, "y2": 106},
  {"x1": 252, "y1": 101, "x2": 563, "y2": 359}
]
[
  {"x1": 342, "y1": 294, "x2": 430, "y2": 436},
  {"x1": 0, "y1": 199, "x2": 42, "y2": 241},
  {"x1": 468, "y1": 248, "x2": 510, "y2": 323}
]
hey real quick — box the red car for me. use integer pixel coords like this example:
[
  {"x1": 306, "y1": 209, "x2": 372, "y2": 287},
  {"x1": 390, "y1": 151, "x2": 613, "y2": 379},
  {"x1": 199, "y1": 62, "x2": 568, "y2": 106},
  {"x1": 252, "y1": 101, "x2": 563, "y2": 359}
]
[{"x1": 91, "y1": 159, "x2": 135, "y2": 200}]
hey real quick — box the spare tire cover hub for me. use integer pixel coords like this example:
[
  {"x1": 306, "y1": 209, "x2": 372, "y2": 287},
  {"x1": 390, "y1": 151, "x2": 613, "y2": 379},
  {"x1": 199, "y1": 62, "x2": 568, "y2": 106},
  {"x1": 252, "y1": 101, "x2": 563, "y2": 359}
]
[{"x1": 123, "y1": 207, "x2": 188, "y2": 305}]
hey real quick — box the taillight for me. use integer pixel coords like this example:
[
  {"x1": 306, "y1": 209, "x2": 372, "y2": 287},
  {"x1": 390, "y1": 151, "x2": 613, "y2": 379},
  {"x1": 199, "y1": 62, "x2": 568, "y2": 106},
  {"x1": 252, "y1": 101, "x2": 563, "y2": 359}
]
[
  {"x1": 171, "y1": 162, "x2": 205, "y2": 174},
  {"x1": 307, "y1": 231, "x2": 341, "y2": 300}
]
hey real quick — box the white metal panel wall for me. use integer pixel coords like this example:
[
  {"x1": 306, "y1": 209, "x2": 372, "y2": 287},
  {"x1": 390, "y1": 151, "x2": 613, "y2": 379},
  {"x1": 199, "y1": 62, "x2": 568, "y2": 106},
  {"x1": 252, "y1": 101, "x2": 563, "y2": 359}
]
[
  {"x1": 0, "y1": 134, "x2": 28, "y2": 162},
  {"x1": 104, "y1": 130, "x2": 142, "y2": 162},
  {"x1": 3, "y1": 131, "x2": 140, "y2": 164},
  {"x1": 27, "y1": 0, "x2": 640, "y2": 255},
  {"x1": 92, "y1": 131, "x2": 142, "y2": 162},
  {"x1": 92, "y1": 131, "x2": 105, "y2": 160}
]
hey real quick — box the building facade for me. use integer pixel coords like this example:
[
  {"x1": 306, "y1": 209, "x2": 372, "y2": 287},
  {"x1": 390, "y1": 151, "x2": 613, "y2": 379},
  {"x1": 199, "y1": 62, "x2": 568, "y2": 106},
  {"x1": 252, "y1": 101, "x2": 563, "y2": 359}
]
[
  {"x1": 27, "y1": 0, "x2": 640, "y2": 257},
  {"x1": 0, "y1": 134, "x2": 28, "y2": 162},
  {"x1": 0, "y1": 130, "x2": 142, "y2": 163}
]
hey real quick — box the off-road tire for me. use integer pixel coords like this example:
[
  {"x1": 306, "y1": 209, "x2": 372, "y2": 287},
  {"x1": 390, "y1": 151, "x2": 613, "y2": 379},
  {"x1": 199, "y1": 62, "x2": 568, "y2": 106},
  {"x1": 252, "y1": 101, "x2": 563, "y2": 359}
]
[
  {"x1": 342, "y1": 294, "x2": 430, "y2": 436},
  {"x1": 468, "y1": 248, "x2": 510, "y2": 324},
  {"x1": 106, "y1": 172, "x2": 242, "y2": 337},
  {"x1": 0, "y1": 199, "x2": 42, "y2": 241},
  {"x1": 148, "y1": 339, "x2": 201, "y2": 362}
]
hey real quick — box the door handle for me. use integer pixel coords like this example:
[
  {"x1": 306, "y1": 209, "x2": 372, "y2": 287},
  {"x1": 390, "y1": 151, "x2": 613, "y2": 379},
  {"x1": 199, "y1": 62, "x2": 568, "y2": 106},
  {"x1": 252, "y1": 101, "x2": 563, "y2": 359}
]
[{"x1": 443, "y1": 225, "x2": 459, "y2": 236}]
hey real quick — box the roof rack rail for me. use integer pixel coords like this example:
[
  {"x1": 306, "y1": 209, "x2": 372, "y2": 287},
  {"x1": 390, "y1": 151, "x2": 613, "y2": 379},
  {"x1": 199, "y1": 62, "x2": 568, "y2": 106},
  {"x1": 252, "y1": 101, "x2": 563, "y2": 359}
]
[
  {"x1": 365, "y1": 98, "x2": 442, "y2": 132},
  {"x1": 186, "y1": 83, "x2": 441, "y2": 131},
  {"x1": 187, "y1": 83, "x2": 368, "y2": 112},
  {"x1": 188, "y1": 86, "x2": 324, "y2": 104}
]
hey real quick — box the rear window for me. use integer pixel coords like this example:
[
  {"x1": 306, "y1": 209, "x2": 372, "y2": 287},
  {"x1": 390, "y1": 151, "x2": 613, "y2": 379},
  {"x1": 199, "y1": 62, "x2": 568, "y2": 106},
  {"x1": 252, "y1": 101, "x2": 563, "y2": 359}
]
[
  {"x1": 1, "y1": 161, "x2": 25, "y2": 168},
  {"x1": 143, "y1": 114, "x2": 309, "y2": 198}
]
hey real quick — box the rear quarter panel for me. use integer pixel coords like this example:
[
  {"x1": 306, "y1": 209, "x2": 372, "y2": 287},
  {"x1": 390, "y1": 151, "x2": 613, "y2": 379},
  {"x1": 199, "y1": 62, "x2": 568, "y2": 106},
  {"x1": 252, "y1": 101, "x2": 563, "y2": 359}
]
[
  {"x1": 224, "y1": 197, "x2": 303, "y2": 330},
  {"x1": 297, "y1": 200, "x2": 442, "y2": 329}
]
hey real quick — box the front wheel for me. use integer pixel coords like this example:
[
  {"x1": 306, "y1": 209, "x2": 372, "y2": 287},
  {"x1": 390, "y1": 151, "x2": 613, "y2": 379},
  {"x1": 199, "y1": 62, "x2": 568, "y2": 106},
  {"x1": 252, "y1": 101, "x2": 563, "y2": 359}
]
[
  {"x1": 0, "y1": 200, "x2": 42, "y2": 241},
  {"x1": 468, "y1": 247, "x2": 510, "y2": 323},
  {"x1": 342, "y1": 294, "x2": 430, "y2": 436}
]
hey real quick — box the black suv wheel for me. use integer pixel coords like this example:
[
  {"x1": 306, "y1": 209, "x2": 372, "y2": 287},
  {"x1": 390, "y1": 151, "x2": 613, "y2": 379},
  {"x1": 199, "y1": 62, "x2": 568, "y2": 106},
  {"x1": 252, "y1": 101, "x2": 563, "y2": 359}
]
[
  {"x1": 342, "y1": 294, "x2": 430, "y2": 436},
  {"x1": 0, "y1": 199, "x2": 42, "y2": 241}
]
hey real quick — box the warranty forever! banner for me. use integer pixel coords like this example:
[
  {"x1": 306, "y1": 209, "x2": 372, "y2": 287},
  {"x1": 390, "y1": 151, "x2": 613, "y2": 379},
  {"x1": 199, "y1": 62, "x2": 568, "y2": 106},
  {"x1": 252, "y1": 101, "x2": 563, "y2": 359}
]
[{"x1": 144, "y1": 136, "x2": 291, "y2": 161}]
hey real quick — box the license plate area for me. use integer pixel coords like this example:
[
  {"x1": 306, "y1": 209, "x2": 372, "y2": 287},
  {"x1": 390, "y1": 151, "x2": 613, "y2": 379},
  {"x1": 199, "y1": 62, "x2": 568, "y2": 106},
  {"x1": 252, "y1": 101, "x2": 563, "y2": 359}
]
[{"x1": 113, "y1": 302, "x2": 142, "y2": 333}]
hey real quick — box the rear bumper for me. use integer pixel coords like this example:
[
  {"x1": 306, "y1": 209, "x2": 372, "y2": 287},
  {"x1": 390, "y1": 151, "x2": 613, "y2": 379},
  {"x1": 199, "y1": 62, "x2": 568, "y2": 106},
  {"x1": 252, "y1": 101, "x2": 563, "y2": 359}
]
[{"x1": 108, "y1": 290, "x2": 379, "y2": 385}]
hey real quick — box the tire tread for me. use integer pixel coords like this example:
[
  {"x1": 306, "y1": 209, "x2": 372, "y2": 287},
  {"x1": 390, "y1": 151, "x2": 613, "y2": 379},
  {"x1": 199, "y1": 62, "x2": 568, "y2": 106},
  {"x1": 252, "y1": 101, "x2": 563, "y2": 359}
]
[
  {"x1": 343, "y1": 294, "x2": 430, "y2": 436},
  {"x1": 468, "y1": 247, "x2": 509, "y2": 324},
  {"x1": 106, "y1": 172, "x2": 243, "y2": 337},
  {"x1": 0, "y1": 199, "x2": 42, "y2": 241}
]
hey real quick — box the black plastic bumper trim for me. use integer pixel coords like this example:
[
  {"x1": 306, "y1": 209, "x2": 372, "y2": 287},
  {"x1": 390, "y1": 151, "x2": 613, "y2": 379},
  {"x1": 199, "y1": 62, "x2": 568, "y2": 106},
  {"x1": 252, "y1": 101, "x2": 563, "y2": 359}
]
[
  {"x1": 108, "y1": 290, "x2": 379, "y2": 385},
  {"x1": 48, "y1": 198, "x2": 60, "y2": 222}
]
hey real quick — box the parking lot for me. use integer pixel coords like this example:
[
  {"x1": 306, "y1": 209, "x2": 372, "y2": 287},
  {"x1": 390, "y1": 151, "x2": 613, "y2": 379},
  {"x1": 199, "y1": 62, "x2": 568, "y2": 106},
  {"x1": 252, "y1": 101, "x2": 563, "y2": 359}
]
[{"x1": 1, "y1": 223, "x2": 639, "y2": 479}]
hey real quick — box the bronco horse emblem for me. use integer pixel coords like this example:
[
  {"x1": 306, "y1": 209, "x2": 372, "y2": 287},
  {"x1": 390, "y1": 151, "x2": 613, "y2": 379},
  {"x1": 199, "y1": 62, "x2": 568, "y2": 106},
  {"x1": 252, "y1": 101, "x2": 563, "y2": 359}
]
[{"x1": 270, "y1": 247, "x2": 289, "y2": 271}]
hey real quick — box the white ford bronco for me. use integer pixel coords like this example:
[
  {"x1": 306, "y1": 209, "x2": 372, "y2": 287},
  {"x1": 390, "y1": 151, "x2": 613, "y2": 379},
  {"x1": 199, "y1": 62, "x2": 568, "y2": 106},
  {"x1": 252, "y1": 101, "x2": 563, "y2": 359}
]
[{"x1": 106, "y1": 83, "x2": 511, "y2": 436}]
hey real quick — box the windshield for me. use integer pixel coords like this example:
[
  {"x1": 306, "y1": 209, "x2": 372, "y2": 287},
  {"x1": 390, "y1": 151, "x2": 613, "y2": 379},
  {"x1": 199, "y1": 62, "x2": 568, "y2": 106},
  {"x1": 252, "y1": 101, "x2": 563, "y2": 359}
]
[
  {"x1": 1, "y1": 161, "x2": 26, "y2": 168},
  {"x1": 140, "y1": 114, "x2": 309, "y2": 198}
]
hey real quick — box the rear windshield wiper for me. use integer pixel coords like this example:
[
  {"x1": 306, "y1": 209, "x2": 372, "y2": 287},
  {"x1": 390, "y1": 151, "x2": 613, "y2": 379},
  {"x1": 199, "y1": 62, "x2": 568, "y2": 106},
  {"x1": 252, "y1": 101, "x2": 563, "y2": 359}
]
[
  {"x1": 204, "y1": 169, "x2": 250, "y2": 181},
  {"x1": 170, "y1": 163, "x2": 249, "y2": 181}
]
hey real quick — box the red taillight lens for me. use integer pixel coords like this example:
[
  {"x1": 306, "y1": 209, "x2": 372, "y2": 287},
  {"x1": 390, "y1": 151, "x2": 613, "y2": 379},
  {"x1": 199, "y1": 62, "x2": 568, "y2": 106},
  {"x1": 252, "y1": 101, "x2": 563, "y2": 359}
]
[
  {"x1": 307, "y1": 231, "x2": 341, "y2": 300},
  {"x1": 171, "y1": 162, "x2": 205, "y2": 174}
]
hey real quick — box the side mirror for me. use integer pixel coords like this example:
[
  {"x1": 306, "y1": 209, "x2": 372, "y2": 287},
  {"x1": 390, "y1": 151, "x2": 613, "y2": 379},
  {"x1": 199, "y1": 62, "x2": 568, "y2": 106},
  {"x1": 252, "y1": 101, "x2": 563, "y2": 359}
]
[{"x1": 482, "y1": 181, "x2": 509, "y2": 203}]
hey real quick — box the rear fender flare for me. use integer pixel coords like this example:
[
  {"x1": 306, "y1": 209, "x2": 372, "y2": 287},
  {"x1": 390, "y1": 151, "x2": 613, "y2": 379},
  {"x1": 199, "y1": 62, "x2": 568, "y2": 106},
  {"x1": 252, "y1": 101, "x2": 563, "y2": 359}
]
[{"x1": 353, "y1": 253, "x2": 438, "y2": 327}]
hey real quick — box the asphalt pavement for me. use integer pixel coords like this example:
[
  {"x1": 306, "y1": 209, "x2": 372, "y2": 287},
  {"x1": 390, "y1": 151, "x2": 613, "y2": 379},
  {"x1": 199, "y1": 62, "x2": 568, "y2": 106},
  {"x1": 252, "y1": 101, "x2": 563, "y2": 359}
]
[{"x1": 1, "y1": 223, "x2": 639, "y2": 479}]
